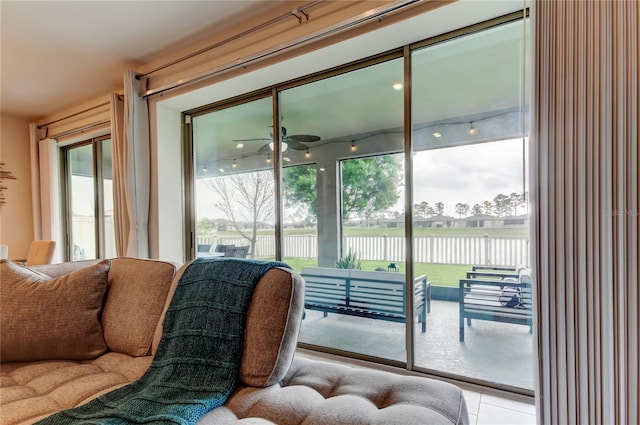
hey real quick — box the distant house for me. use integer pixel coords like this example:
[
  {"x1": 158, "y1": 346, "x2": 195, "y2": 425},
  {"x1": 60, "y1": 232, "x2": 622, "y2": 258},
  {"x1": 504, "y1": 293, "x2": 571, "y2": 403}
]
[
  {"x1": 458, "y1": 214, "x2": 503, "y2": 228},
  {"x1": 502, "y1": 214, "x2": 529, "y2": 226},
  {"x1": 415, "y1": 215, "x2": 456, "y2": 228}
]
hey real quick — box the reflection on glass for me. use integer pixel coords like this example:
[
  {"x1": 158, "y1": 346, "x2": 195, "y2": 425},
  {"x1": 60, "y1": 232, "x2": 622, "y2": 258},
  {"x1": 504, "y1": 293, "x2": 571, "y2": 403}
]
[
  {"x1": 411, "y1": 19, "x2": 531, "y2": 389},
  {"x1": 192, "y1": 96, "x2": 275, "y2": 259}
]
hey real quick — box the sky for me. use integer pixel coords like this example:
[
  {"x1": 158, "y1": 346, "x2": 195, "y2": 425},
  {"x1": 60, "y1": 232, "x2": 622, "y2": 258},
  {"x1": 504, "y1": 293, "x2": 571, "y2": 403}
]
[
  {"x1": 408, "y1": 138, "x2": 528, "y2": 216},
  {"x1": 196, "y1": 137, "x2": 529, "y2": 221}
]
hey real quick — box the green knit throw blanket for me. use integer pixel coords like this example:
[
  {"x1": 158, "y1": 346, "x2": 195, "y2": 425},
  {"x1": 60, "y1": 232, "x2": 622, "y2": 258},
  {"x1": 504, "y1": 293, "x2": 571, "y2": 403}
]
[{"x1": 37, "y1": 257, "x2": 288, "y2": 425}]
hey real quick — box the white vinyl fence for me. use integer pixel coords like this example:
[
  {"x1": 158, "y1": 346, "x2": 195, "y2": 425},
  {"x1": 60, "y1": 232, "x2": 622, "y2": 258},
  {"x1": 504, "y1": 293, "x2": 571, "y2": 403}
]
[{"x1": 198, "y1": 234, "x2": 529, "y2": 266}]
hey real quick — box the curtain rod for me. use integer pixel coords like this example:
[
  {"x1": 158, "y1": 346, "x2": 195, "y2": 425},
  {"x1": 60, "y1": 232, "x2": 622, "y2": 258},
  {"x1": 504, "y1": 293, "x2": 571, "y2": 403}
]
[
  {"x1": 48, "y1": 120, "x2": 111, "y2": 140},
  {"x1": 139, "y1": 0, "x2": 324, "y2": 78},
  {"x1": 37, "y1": 94, "x2": 123, "y2": 129},
  {"x1": 143, "y1": 0, "x2": 423, "y2": 98}
]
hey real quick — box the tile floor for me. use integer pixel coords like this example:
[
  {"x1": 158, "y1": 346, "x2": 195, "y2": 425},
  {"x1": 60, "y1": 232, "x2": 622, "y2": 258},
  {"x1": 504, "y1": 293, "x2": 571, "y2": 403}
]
[{"x1": 463, "y1": 389, "x2": 536, "y2": 425}]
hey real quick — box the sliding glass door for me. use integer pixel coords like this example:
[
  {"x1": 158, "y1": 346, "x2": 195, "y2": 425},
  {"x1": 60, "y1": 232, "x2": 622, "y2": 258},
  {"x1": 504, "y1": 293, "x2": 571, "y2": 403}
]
[
  {"x1": 62, "y1": 136, "x2": 115, "y2": 260},
  {"x1": 186, "y1": 13, "x2": 531, "y2": 391}
]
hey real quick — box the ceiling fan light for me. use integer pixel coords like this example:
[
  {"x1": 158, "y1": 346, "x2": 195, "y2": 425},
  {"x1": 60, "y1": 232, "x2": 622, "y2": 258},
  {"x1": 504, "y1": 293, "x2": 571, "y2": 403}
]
[{"x1": 268, "y1": 141, "x2": 288, "y2": 152}]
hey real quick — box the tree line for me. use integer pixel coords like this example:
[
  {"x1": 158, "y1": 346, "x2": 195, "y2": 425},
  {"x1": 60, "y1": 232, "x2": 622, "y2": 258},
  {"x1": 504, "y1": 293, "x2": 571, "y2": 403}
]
[{"x1": 414, "y1": 192, "x2": 528, "y2": 219}]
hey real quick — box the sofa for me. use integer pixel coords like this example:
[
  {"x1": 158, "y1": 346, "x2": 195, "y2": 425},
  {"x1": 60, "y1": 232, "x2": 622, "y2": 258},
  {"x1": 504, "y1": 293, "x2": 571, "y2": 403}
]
[{"x1": 0, "y1": 257, "x2": 469, "y2": 424}]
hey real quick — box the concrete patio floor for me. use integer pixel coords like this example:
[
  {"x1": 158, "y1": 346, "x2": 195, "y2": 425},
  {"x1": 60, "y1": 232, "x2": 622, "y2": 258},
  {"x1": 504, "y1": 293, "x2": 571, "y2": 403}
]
[{"x1": 298, "y1": 299, "x2": 535, "y2": 390}]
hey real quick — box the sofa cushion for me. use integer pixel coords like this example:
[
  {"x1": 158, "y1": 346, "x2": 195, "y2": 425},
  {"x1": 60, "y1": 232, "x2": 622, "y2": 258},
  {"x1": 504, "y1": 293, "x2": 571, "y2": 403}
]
[
  {"x1": 101, "y1": 257, "x2": 177, "y2": 357},
  {"x1": 0, "y1": 352, "x2": 153, "y2": 425},
  {"x1": 154, "y1": 262, "x2": 305, "y2": 388},
  {"x1": 0, "y1": 259, "x2": 110, "y2": 362}
]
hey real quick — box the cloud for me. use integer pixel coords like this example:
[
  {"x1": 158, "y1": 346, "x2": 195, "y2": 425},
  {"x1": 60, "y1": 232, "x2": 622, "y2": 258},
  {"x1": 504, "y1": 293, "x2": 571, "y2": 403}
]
[{"x1": 410, "y1": 138, "x2": 527, "y2": 214}]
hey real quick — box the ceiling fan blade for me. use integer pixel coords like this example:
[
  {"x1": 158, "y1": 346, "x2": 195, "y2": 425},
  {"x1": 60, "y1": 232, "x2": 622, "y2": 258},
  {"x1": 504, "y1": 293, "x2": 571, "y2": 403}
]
[
  {"x1": 286, "y1": 134, "x2": 321, "y2": 143},
  {"x1": 233, "y1": 137, "x2": 270, "y2": 142}
]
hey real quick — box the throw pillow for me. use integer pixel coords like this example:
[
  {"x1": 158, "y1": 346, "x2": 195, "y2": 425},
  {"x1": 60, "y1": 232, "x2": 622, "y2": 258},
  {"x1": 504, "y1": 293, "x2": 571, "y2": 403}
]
[
  {"x1": 0, "y1": 259, "x2": 110, "y2": 362},
  {"x1": 499, "y1": 287, "x2": 522, "y2": 308}
]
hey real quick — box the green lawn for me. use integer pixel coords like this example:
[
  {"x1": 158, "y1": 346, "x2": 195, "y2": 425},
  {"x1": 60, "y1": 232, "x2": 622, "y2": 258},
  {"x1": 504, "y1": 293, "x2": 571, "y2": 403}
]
[{"x1": 282, "y1": 258, "x2": 470, "y2": 288}]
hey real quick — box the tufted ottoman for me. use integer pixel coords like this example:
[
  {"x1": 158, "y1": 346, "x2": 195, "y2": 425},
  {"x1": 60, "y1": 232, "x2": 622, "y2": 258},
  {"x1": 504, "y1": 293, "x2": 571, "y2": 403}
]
[{"x1": 199, "y1": 356, "x2": 469, "y2": 424}]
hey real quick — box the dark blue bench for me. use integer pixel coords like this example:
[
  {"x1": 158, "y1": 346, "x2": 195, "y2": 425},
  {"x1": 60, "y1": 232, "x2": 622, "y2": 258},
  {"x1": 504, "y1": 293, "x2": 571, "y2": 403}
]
[{"x1": 301, "y1": 267, "x2": 430, "y2": 332}]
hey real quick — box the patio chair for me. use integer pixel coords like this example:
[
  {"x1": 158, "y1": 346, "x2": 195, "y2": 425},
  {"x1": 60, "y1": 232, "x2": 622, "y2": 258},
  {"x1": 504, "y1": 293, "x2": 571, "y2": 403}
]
[
  {"x1": 214, "y1": 244, "x2": 235, "y2": 253},
  {"x1": 224, "y1": 245, "x2": 249, "y2": 258},
  {"x1": 197, "y1": 244, "x2": 212, "y2": 253},
  {"x1": 459, "y1": 267, "x2": 533, "y2": 341}
]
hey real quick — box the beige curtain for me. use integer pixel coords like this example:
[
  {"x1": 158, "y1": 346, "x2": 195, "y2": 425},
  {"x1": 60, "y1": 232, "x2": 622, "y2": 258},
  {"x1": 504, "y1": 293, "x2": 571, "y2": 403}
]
[
  {"x1": 36, "y1": 138, "x2": 62, "y2": 263},
  {"x1": 112, "y1": 71, "x2": 150, "y2": 258},
  {"x1": 28, "y1": 123, "x2": 46, "y2": 240},
  {"x1": 28, "y1": 124, "x2": 61, "y2": 263},
  {"x1": 532, "y1": 1, "x2": 639, "y2": 424}
]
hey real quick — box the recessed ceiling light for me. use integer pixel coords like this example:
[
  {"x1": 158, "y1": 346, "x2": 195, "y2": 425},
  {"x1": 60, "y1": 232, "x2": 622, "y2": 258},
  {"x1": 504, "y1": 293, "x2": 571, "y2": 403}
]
[
  {"x1": 219, "y1": 168, "x2": 224, "y2": 173},
  {"x1": 433, "y1": 132, "x2": 442, "y2": 138},
  {"x1": 236, "y1": 143, "x2": 244, "y2": 149},
  {"x1": 392, "y1": 83, "x2": 403, "y2": 91}
]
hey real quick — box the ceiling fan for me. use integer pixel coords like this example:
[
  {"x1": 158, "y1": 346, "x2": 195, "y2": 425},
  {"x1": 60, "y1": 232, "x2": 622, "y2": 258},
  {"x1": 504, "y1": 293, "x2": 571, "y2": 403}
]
[{"x1": 234, "y1": 126, "x2": 320, "y2": 154}]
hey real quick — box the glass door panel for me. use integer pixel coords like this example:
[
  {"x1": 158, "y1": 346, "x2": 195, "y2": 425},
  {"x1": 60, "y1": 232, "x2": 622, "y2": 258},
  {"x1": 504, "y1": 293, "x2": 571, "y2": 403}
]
[
  {"x1": 280, "y1": 57, "x2": 405, "y2": 361},
  {"x1": 67, "y1": 143, "x2": 96, "y2": 260},
  {"x1": 411, "y1": 19, "x2": 531, "y2": 389},
  {"x1": 192, "y1": 96, "x2": 275, "y2": 259}
]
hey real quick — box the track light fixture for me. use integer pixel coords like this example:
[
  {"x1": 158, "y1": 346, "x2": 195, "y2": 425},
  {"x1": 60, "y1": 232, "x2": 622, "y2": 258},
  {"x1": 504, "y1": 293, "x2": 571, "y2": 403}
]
[
  {"x1": 468, "y1": 121, "x2": 477, "y2": 135},
  {"x1": 350, "y1": 140, "x2": 357, "y2": 152},
  {"x1": 305, "y1": 149, "x2": 311, "y2": 159},
  {"x1": 232, "y1": 159, "x2": 237, "y2": 168}
]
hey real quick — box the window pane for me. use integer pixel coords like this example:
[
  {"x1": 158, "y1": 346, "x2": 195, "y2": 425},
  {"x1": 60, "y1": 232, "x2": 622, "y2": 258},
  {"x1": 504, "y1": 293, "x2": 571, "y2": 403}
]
[
  {"x1": 192, "y1": 96, "x2": 275, "y2": 259},
  {"x1": 283, "y1": 163, "x2": 318, "y2": 266},
  {"x1": 411, "y1": 19, "x2": 531, "y2": 389},
  {"x1": 68, "y1": 144, "x2": 95, "y2": 260},
  {"x1": 280, "y1": 58, "x2": 405, "y2": 361}
]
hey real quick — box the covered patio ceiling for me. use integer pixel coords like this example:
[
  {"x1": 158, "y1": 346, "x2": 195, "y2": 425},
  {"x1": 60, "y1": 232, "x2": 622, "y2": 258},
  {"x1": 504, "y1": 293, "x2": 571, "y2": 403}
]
[{"x1": 188, "y1": 10, "x2": 530, "y2": 178}]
